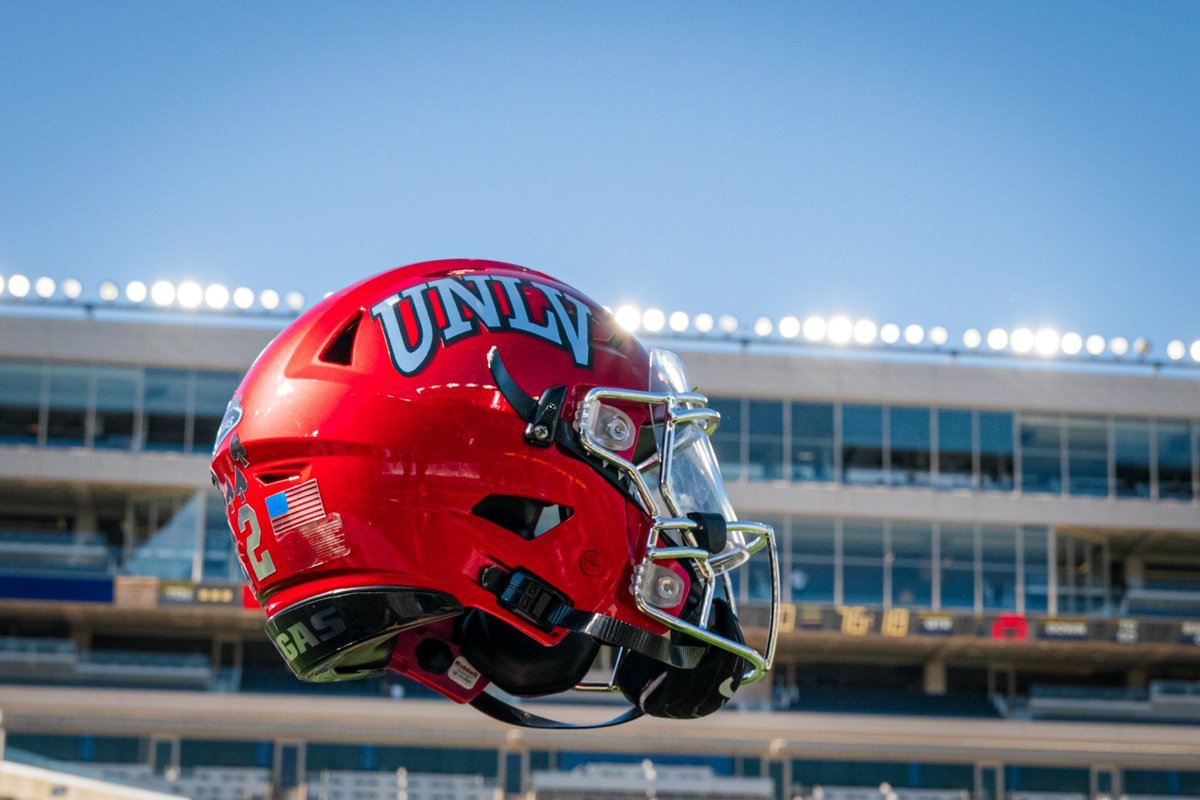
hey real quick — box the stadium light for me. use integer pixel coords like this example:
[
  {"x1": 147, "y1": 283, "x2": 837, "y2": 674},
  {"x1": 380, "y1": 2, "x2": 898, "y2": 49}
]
[
  {"x1": 1034, "y1": 328, "x2": 1060, "y2": 357},
  {"x1": 232, "y1": 287, "x2": 255, "y2": 310},
  {"x1": 694, "y1": 312, "x2": 714, "y2": 333},
  {"x1": 125, "y1": 281, "x2": 148, "y2": 303},
  {"x1": 778, "y1": 315, "x2": 800, "y2": 339},
  {"x1": 929, "y1": 326, "x2": 948, "y2": 346},
  {"x1": 827, "y1": 316, "x2": 853, "y2": 344},
  {"x1": 962, "y1": 328, "x2": 982, "y2": 349},
  {"x1": 803, "y1": 315, "x2": 827, "y2": 342},
  {"x1": 614, "y1": 304, "x2": 640, "y2": 332},
  {"x1": 1060, "y1": 332, "x2": 1083, "y2": 355},
  {"x1": 880, "y1": 323, "x2": 900, "y2": 344},
  {"x1": 0, "y1": 275, "x2": 5, "y2": 295},
  {"x1": 642, "y1": 308, "x2": 665, "y2": 333},
  {"x1": 34, "y1": 277, "x2": 56, "y2": 298},
  {"x1": 903, "y1": 324, "x2": 924, "y2": 346},
  {"x1": 987, "y1": 328, "x2": 1008, "y2": 351},
  {"x1": 718, "y1": 314, "x2": 739, "y2": 334},
  {"x1": 7, "y1": 274, "x2": 30, "y2": 298},
  {"x1": 1109, "y1": 336, "x2": 1129, "y2": 357},
  {"x1": 1133, "y1": 337, "x2": 1151, "y2": 358},
  {"x1": 751, "y1": 316, "x2": 772, "y2": 337},
  {"x1": 205, "y1": 284, "x2": 230, "y2": 310},
  {"x1": 1085, "y1": 334, "x2": 1105, "y2": 356},
  {"x1": 177, "y1": 281, "x2": 203, "y2": 309},
  {"x1": 150, "y1": 280, "x2": 176, "y2": 307},
  {"x1": 285, "y1": 290, "x2": 306, "y2": 312},
  {"x1": 62, "y1": 278, "x2": 83, "y2": 300},
  {"x1": 853, "y1": 319, "x2": 877, "y2": 344},
  {"x1": 99, "y1": 281, "x2": 119, "y2": 302},
  {"x1": 1192, "y1": 340, "x2": 1200, "y2": 362},
  {"x1": 668, "y1": 311, "x2": 689, "y2": 332},
  {"x1": 260, "y1": 289, "x2": 281, "y2": 311},
  {"x1": 1010, "y1": 328, "x2": 1034, "y2": 354},
  {"x1": 1166, "y1": 340, "x2": 1186, "y2": 360}
]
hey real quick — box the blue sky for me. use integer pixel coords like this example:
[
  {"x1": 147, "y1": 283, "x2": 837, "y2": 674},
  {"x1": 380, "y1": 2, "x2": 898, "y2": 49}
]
[{"x1": 1, "y1": 1, "x2": 1197, "y2": 353}]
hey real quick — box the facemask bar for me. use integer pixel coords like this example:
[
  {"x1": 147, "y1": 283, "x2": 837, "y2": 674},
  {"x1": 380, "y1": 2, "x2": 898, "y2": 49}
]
[{"x1": 575, "y1": 367, "x2": 779, "y2": 684}]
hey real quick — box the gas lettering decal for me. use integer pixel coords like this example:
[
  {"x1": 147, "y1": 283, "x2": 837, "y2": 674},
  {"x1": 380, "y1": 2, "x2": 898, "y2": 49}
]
[
  {"x1": 370, "y1": 274, "x2": 592, "y2": 376},
  {"x1": 274, "y1": 607, "x2": 347, "y2": 661}
]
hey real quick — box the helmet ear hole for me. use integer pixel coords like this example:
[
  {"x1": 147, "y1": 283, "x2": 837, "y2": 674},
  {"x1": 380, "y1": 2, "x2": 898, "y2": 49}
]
[
  {"x1": 615, "y1": 598, "x2": 747, "y2": 719},
  {"x1": 458, "y1": 609, "x2": 598, "y2": 696}
]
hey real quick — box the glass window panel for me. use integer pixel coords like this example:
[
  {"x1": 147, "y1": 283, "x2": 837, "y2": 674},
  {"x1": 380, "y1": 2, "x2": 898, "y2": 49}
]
[
  {"x1": 790, "y1": 517, "x2": 836, "y2": 603},
  {"x1": 1158, "y1": 420, "x2": 1194, "y2": 501},
  {"x1": 1022, "y1": 526, "x2": 1049, "y2": 612},
  {"x1": 890, "y1": 521, "x2": 932, "y2": 607},
  {"x1": 1056, "y1": 534, "x2": 1105, "y2": 613},
  {"x1": 0, "y1": 361, "x2": 44, "y2": 444},
  {"x1": 842, "y1": 404, "x2": 883, "y2": 486},
  {"x1": 192, "y1": 371, "x2": 243, "y2": 453},
  {"x1": 94, "y1": 367, "x2": 139, "y2": 450},
  {"x1": 980, "y1": 525, "x2": 1017, "y2": 611},
  {"x1": 889, "y1": 406, "x2": 931, "y2": 487},
  {"x1": 143, "y1": 368, "x2": 190, "y2": 451},
  {"x1": 745, "y1": 513, "x2": 784, "y2": 601},
  {"x1": 1066, "y1": 416, "x2": 1109, "y2": 497},
  {"x1": 1114, "y1": 419, "x2": 1151, "y2": 498},
  {"x1": 46, "y1": 364, "x2": 90, "y2": 447},
  {"x1": 745, "y1": 399, "x2": 783, "y2": 481},
  {"x1": 1020, "y1": 414, "x2": 1062, "y2": 494},
  {"x1": 792, "y1": 402, "x2": 835, "y2": 482},
  {"x1": 978, "y1": 411, "x2": 1014, "y2": 491},
  {"x1": 842, "y1": 519, "x2": 884, "y2": 605},
  {"x1": 940, "y1": 524, "x2": 976, "y2": 609},
  {"x1": 936, "y1": 409, "x2": 973, "y2": 489},
  {"x1": 709, "y1": 396, "x2": 743, "y2": 482}
]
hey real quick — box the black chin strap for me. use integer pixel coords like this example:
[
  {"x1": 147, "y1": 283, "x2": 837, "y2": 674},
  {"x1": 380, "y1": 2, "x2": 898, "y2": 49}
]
[{"x1": 470, "y1": 687, "x2": 644, "y2": 729}]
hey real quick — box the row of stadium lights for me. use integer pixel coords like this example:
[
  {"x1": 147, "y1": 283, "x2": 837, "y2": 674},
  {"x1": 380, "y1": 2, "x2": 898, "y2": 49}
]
[
  {"x1": 613, "y1": 304, "x2": 1200, "y2": 363},
  {"x1": 0, "y1": 274, "x2": 306, "y2": 312}
]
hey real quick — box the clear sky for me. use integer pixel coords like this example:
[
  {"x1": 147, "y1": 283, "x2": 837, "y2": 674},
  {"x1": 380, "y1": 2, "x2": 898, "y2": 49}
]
[{"x1": 1, "y1": 1, "x2": 1198, "y2": 353}]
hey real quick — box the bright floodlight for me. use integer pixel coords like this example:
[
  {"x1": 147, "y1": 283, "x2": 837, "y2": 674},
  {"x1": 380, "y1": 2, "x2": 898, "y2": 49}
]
[
  {"x1": 668, "y1": 311, "x2": 689, "y2": 332},
  {"x1": 754, "y1": 316, "x2": 773, "y2": 337},
  {"x1": 987, "y1": 328, "x2": 1008, "y2": 351},
  {"x1": 694, "y1": 312, "x2": 714, "y2": 333},
  {"x1": 1166, "y1": 340, "x2": 1185, "y2": 360},
  {"x1": 1085, "y1": 334, "x2": 1106, "y2": 356},
  {"x1": 260, "y1": 289, "x2": 281, "y2": 311},
  {"x1": 99, "y1": 281, "x2": 119, "y2": 302},
  {"x1": 1060, "y1": 332, "x2": 1083, "y2": 355},
  {"x1": 233, "y1": 287, "x2": 255, "y2": 310},
  {"x1": 929, "y1": 326, "x2": 948, "y2": 346},
  {"x1": 903, "y1": 323, "x2": 924, "y2": 346},
  {"x1": 778, "y1": 315, "x2": 801, "y2": 339},
  {"x1": 285, "y1": 290, "x2": 306, "y2": 311},
  {"x1": 963, "y1": 328, "x2": 982, "y2": 349},
  {"x1": 205, "y1": 284, "x2": 230, "y2": 310},
  {"x1": 803, "y1": 315, "x2": 827, "y2": 342},
  {"x1": 150, "y1": 280, "x2": 176, "y2": 306},
  {"x1": 1109, "y1": 336, "x2": 1129, "y2": 357},
  {"x1": 642, "y1": 308, "x2": 665, "y2": 333},
  {"x1": 62, "y1": 278, "x2": 83, "y2": 300},
  {"x1": 827, "y1": 316, "x2": 853, "y2": 344},
  {"x1": 1191, "y1": 340, "x2": 1200, "y2": 362},
  {"x1": 125, "y1": 280, "x2": 148, "y2": 303},
  {"x1": 879, "y1": 323, "x2": 900, "y2": 344},
  {"x1": 614, "y1": 304, "x2": 640, "y2": 332},
  {"x1": 1009, "y1": 328, "x2": 1034, "y2": 354},
  {"x1": 177, "y1": 281, "x2": 203, "y2": 309},
  {"x1": 1034, "y1": 328, "x2": 1060, "y2": 356},
  {"x1": 853, "y1": 319, "x2": 877, "y2": 344},
  {"x1": 7, "y1": 274, "x2": 30, "y2": 298},
  {"x1": 0, "y1": 275, "x2": 5, "y2": 295},
  {"x1": 1133, "y1": 337, "x2": 1151, "y2": 357},
  {"x1": 717, "y1": 314, "x2": 739, "y2": 334},
  {"x1": 34, "y1": 277, "x2": 56, "y2": 298}
]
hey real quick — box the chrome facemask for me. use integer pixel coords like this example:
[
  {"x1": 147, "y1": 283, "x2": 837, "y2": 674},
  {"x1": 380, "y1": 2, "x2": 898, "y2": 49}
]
[{"x1": 575, "y1": 349, "x2": 779, "y2": 684}]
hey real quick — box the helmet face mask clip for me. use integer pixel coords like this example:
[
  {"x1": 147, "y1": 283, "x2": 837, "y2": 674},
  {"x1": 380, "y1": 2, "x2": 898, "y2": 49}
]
[{"x1": 211, "y1": 259, "x2": 779, "y2": 729}]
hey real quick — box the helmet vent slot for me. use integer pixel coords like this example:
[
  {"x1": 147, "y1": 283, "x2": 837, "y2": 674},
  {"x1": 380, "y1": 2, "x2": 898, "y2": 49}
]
[
  {"x1": 471, "y1": 494, "x2": 573, "y2": 540},
  {"x1": 256, "y1": 463, "x2": 308, "y2": 484},
  {"x1": 319, "y1": 312, "x2": 362, "y2": 366}
]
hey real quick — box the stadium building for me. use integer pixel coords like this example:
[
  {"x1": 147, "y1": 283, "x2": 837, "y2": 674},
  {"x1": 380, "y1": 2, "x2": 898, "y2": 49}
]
[{"x1": 1, "y1": 283, "x2": 1199, "y2": 800}]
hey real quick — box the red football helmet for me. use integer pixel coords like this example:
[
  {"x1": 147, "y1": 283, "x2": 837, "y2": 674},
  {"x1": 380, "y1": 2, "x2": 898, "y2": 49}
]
[{"x1": 210, "y1": 259, "x2": 778, "y2": 727}]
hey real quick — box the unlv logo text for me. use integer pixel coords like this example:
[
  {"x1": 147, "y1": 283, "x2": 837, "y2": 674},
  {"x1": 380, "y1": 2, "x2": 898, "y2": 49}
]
[{"x1": 370, "y1": 274, "x2": 592, "y2": 376}]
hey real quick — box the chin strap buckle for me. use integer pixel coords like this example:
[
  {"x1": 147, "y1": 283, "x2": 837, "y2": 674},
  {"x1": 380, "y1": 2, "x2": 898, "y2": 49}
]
[{"x1": 480, "y1": 566, "x2": 569, "y2": 632}]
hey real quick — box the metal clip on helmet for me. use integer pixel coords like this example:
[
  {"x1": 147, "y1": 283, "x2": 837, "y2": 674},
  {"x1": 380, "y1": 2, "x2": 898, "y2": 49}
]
[{"x1": 210, "y1": 259, "x2": 779, "y2": 728}]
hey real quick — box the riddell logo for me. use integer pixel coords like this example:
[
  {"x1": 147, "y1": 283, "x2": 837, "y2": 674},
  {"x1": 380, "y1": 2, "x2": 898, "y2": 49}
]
[{"x1": 370, "y1": 274, "x2": 593, "y2": 376}]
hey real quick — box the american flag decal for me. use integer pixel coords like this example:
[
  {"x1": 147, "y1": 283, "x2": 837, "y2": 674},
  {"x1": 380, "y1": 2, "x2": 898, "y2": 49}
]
[{"x1": 265, "y1": 479, "x2": 326, "y2": 536}]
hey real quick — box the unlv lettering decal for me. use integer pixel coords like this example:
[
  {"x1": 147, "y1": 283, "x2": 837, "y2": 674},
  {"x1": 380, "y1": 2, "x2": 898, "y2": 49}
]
[{"x1": 370, "y1": 275, "x2": 592, "y2": 376}]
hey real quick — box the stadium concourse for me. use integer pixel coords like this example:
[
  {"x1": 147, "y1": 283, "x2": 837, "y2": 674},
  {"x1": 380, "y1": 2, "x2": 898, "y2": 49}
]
[{"x1": 2, "y1": 292, "x2": 1200, "y2": 800}]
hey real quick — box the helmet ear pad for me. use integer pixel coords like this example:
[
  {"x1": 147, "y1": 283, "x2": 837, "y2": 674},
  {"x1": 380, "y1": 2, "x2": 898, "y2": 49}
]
[
  {"x1": 615, "y1": 597, "x2": 747, "y2": 719},
  {"x1": 458, "y1": 609, "x2": 599, "y2": 696}
]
